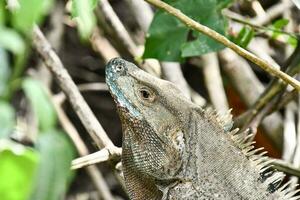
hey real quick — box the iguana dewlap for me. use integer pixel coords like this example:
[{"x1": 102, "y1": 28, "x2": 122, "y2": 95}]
[{"x1": 105, "y1": 58, "x2": 299, "y2": 200}]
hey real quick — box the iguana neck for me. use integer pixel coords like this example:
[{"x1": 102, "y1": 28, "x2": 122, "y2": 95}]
[{"x1": 122, "y1": 133, "x2": 162, "y2": 200}]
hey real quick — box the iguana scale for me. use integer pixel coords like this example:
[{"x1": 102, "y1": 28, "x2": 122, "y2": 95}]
[{"x1": 106, "y1": 58, "x2": 300, "y2": 200}]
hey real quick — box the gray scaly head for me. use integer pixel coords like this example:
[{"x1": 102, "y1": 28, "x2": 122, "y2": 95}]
[{"x1": 106, "y1": 58, "x2": 300, "y2": 200}]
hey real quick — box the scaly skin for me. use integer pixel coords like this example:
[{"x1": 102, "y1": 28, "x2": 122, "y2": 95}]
[{"x1": 106, "y1": 58, "x2": 299, "y2": 200}]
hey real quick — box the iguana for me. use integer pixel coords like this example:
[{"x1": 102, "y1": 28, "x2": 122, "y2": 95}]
[{"x1": 105, "y1": 57, "x2": 300, "y2": 200}]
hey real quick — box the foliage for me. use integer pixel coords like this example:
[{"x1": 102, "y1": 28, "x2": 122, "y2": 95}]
[
  {"x1": 0, "y1": 101, "x2": 15, "y2": 138},
  {"x1": 71, "y1": 0, "x2": 99, "y2": 40},
  {"x1": 30, "y1": 131, "x2": 75, "y2": 200},
  {"x1": 233, "y1": 26, "x2": 255, "y2": 48},
  {"x1": 143, "y1": 0, "x2": 233, "y2": 61},
  {"x1": 0, "y1": 1, "x2": 76, "y2": 198},
  {"x1": 0, "y1": 140, "x2": 39, "y2": 200},
  {"x1": 10, "y1": 0, "x2": 54, "y2": 33},
  {"x1": 22, "y1": 78, "x2": 57, "y2": 132},
  {"x1": 268, "y1": 19, "x2": 297, "y2": 47}
]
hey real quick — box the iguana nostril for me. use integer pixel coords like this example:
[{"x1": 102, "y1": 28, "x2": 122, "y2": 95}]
[{"x1": 114, "y1": 64, "x2": 124, "y2": 73}]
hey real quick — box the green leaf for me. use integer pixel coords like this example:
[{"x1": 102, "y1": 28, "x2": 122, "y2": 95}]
[
  {"x1": 144, "y1": 0, "x2": 232, "y2": 61},
  {"x1": 22, "y1": 78, "x2": 57, "y2": 132},
  {"x1": 71, "y1": 0, "x2": 97, "y2": 40},
  {"x1": 287, "y1": 36, "x2": 298, "y2": 47},
  {"x1": 0, "y1": 48, "x2": 11, "y2": 96},
  {"x1": 273, "y1": 19, "x2": 289, "y2": 29},
  {"x1": 234, "y1": 26, "x2": 255, "y2": 48},
  {"x1": 10, "y1": 0, "x2": 53, "y2": 33},
  {"x1": 0, "y1": 139, "x2": 39, "y2": 200},
  {"x1": 30, "y1": 130, "x2": 76, "y2": 200},
  {"x1": 0, "y1": 101, "x2": 15, "y2": 138},
  {"x1": 0, "y1": 28, "x2": 25, "y2": 54},
  {"x1": 270, "y1": 18, "x2": 289, "y2": 39},
  {"x1": 0, "y1": 0, "x2": 6, "y2": 26}
]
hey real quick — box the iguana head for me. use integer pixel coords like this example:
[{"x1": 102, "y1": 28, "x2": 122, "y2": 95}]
[{"x1": 106, "y1": 58, "x2": 192, "y2": 179}]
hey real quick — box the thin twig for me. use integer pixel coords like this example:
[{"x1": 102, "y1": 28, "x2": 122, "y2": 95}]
[
  {"x1": 144, "y1": 0, "x2": 300, "y2": 90},
  {"x1": 266, "y1": 89, "x2": 298, "y2": 114},
  {"x1": 72, "y1": 147, "x2": 122, "y2": 170},
  {"x1": 51, "y1": 94, "x2": 116, "y2": 200},
  {"x1": 224, "y1": 12, "x2": 299, "y2": 39},
  {"x1": 252, "y1": 1, "x2": 294, "y2": 25},
  {"x1": 32, "y1": 25, "x2": 114, "y2": 149},
  {"x1": 272, "y1": 159, "x2": 300, "y2": 178},
  {"x1": 98, "y1": 0, "x2": 138, "y2": 57},
  {"x1": 78, "y1": 83, "x2": 108, "y2": 92},
  {"x1": 90, "y1": 28, "x2": 120, "y2": 63}
]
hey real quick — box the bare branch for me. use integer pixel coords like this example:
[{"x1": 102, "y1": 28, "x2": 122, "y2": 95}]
[
  {"x1": 72, "y1": 147, "x2": 122, "y2": 170},
  {"x1": 51, "y1": 95, "x2": 116, "y2": 200},
  {"x1": 191, "y1": 54, "x2": 229, "y2": 113},
  {"x1": 90, "y1": 28, "x2": 120, "y2": 62},
  {"x1": 252, "y1": 1, "x2": 294, "y2": 25},
  {"x1": 78, "y1": 83, "x2": 109, "y2": 92},
  {"x1": 32, "y1": 25, "x2": 114, "y2": 149}
]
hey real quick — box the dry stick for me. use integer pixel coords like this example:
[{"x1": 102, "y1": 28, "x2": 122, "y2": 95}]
[
  {"x1": 225, "y1": 12, "x2": 299, "y2": 39},
  {"x1": 90, "y1": 28, "x2": 120, "y2": 62},
  {"x1": 191, "y1": 55, "x2": 229, "y2": 113},
  {"x1": 51, "y1": 94, "x2": 117, "y2": 200},
  {"x1": 72, "y1": 148, "x2": 115, "y2": 169},
  {"x1": 144, "y1": 0, "x2": 300, "y2": 91},
  {"x1": 271, "y1": 159, "x2": 300, "y2": 178},
  {"x1": 36, "y1": 1, "x2": 65, "y2": 87},
  {"x1": 252, "y1": 1, "x2": 293, "y2": 25},
  {"x1": 98, "y1": 0, "x2": 138, "y2": 57},
  {"x1": 251, "y1": 0, "x2": 265, "y2": 18},
  {"x1": 78, "y1": 83, "x2": 109, "y2": 92},
  {"x1": 32, "y1": 25, "x2": 116, "y2": 150},
  {"x1": 267, "y1": 89, "x2": 298, "y2": 115},
  {"x1": 96, "y1": 0, "x2": 160, "y2": 76}
]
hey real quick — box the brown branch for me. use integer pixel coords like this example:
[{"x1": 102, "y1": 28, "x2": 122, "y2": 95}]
[
  {"x1": 90, "y1": 28, "x2": 120, "y2": 63},
  {"x1": 190, "y1": 55, "x2": 229, "y2": 113},
  {"x1": 72, "y1": 147, "x2": 122, "y2": 170},
  {"x1": 32, "y1": 25, "x2": 114, "y2": 149},
  {"x1": 144, "y1": 0, "x2": 300, "y2": 91}
]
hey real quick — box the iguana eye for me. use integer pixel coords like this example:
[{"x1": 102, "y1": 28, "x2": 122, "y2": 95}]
[{"x1": 138, "y1": 87, "x2": 155, "y2": 102}]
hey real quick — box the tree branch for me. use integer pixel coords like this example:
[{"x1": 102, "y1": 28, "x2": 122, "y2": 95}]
[
  {"x1": 32, "y1": 25, "x2": 114, "y2": 149},
  {"x1": 144, "y1": 0, "x2": 300, "y2": 91}
]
